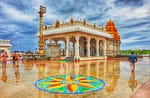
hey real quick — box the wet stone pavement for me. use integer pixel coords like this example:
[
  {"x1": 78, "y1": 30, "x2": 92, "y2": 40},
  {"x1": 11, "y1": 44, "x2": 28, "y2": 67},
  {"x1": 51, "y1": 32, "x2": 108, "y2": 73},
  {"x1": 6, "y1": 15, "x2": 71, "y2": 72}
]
[{"x1": 0, "y1": 57, "x2": 150, "y2": 98}]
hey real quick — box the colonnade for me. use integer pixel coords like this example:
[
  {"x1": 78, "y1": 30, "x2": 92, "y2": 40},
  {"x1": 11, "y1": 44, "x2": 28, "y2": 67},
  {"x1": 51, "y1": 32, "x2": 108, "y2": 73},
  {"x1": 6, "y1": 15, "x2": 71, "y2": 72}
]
[
  {"x1": 62, "y1": 35, "x2": 106, "y2": 60},
  {"x1": 45, "y1": 34, "x2": 120, "y2": 60}
]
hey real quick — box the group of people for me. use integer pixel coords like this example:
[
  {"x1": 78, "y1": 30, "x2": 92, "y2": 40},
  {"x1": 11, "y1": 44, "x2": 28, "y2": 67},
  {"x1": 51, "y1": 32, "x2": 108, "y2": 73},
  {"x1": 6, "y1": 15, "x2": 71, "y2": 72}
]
[
  {"x1": 0, "y1": 51, "x2": 21, "y2": 65},
  {"x1": 0, "y1": 51, "x2": 21, "y2": 83}
]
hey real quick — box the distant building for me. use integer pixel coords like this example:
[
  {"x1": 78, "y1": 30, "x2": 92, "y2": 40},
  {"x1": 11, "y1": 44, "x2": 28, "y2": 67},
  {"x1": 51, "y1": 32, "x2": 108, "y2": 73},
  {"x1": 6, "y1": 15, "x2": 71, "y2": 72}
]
[{"x1": 0, "y1": 39, "x2": 12, "y2": 57}]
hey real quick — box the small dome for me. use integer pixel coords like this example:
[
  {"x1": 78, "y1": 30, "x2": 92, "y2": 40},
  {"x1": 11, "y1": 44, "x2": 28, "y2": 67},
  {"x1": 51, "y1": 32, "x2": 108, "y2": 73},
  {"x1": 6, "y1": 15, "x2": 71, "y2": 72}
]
[{"x1": 55, "y1": 20, "x2": 60, "y2": 28}]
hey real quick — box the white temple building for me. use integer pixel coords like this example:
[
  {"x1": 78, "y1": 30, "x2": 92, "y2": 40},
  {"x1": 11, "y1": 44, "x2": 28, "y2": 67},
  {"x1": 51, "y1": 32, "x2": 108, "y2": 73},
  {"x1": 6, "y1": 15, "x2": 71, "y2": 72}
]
[{"x1": 37, "y1": 18, "x2": 121, "y2": 61}]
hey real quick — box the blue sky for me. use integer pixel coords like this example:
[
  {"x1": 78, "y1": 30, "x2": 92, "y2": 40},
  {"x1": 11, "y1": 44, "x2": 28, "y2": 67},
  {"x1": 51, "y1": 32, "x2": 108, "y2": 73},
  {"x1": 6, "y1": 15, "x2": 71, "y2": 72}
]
[{"x1": 0, "y1": 0, "x2": 150, "y2": 51}]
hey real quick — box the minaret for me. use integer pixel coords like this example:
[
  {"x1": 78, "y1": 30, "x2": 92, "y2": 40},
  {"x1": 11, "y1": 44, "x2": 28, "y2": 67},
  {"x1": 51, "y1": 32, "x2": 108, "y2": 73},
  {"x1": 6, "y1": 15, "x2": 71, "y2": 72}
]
[{"x1": 37, "y1": 6, "x2": 46, "y2": 54}]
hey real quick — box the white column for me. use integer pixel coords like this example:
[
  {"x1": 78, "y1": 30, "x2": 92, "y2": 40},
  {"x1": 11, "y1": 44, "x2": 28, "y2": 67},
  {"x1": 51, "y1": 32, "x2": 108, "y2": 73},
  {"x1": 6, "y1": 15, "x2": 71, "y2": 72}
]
[
  {"x1": 117, "y1": 41, "x2": 120, "y2": 55},
  {"x1": 112, "y1": 42, "x2": 114, "y2": 56},
  {"x1": 114, "y1": 42, "x2": 116, "y2": 56},
  {"x1": 96, "y1": 39, "x2": 99, "y2": 57},
  {"x1": 104, "y1": 39, "x2": 107, "y2": 58},
  {"x1": 72, "y1": 42, "x2": 75, "y2": 57},
  {"x1": 74, "y1": 35, "x2": 80, "y2": 60},
  {"x1": 66, "y1": 36, "x2": 69, "y2": 57},
  {"x1": 87, "y1": 37, "x2": 91, "y2": 57}
]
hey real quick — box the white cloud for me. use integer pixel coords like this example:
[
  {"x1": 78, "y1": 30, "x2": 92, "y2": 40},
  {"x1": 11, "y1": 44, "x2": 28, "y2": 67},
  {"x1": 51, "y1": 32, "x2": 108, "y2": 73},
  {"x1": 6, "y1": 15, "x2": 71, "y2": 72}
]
[
  {"x1": 0, "y1": 2, "x2": 36, "y2": 23},
  {"x1": 104, "y1": 0, "x2": 150, "y2": 22},
  {"x1": 121, "y1": 36, "x2": 149, "y2": 44}
]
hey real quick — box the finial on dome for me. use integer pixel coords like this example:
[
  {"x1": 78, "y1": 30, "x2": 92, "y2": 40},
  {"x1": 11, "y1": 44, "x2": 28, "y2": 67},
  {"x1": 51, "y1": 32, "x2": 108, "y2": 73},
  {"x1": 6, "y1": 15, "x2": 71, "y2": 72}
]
[
  {"x1": 70, "y1": 18, "x2": 74, "y2": 25},
  {"x1": 109, "y1": 18, "x2": 113, "y2": 22},
  {"x1": 55, "y1": 19, "x2": 60, "y2": 28},
  {"x1": 94, "y1": 23, "x2": 96, "y2": 29},
  {"x1": 83, "y1": 19, "x2": 86, "y2": 26}
]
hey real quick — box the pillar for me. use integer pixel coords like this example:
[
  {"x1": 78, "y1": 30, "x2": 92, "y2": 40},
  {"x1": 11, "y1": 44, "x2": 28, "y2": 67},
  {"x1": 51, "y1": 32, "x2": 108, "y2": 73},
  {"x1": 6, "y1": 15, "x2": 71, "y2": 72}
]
[
  {"x1": 96, "y1": 39, "x2": 99, "y2": 57},
  {"x1": 74, "y1": 35, "x2": 80, "y2": 60},
  {"x1": 116, "y1": 41, "x2": 118, "y2": 56},
  {"x1": 72, "y1": 42, "x2": 75, "y2": 56},
  {"x1": 117, "y1": 41, "x2": 120, "y2": 55},
  {"x1": 104, "y1": 39, "x2": 107, "y2": 58},
  {"x1": 113, "y1": 42, "x2": 115, "y2": 56},
  {"x1": 87, "y1": 37, "x2": 91, "y2": 57},
  {"x1": 64, "y1": 40, "x2": 66, "y2": 50},
  {"x1": 66, "y1": 36, "x2": 69, "y2": 57},
  {"x1": 115, "y1": 42, "x2": 117, "y2": 55}
]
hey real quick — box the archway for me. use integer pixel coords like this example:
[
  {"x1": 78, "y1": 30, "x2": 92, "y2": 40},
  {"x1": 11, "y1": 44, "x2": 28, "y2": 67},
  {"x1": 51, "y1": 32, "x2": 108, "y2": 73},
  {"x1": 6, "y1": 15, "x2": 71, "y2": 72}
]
[
  {"x1": 90, "y1": 38, "x2": 96, "y2": 56},
  {"x1": 57, "y1": 41, "x2": 65, "y2": 56},
  {"x1": 99, "y1": 40, "x2": 104, "y2": 56},
  {"x1": 79, "y1": 36, "x2": 87, "y2": 57}
]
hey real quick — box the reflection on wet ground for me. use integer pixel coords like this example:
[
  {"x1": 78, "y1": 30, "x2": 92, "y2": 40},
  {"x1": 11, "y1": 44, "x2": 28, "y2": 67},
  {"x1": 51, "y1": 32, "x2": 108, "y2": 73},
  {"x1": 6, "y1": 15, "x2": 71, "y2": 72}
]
[{"x1": 0, "y1": 57, "x2": 150, "y2": 98}]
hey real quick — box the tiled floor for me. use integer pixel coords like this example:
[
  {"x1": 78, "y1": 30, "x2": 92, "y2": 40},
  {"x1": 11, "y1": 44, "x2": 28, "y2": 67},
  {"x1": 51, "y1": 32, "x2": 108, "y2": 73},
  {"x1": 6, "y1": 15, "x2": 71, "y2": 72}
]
[{"x1": 0, "y1": 57, "x2": 150, "y2": 98}]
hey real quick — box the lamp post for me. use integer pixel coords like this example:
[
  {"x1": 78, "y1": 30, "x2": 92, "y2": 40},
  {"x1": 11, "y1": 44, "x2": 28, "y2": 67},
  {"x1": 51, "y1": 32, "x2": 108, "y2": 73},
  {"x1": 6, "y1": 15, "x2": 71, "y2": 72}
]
[{"x1": 37, "y1": 6, "x2": 46, "y2": 54}]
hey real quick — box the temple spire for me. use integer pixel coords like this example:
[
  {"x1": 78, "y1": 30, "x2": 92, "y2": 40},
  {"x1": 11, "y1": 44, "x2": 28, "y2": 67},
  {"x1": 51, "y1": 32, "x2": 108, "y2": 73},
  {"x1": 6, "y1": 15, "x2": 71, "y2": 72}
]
[{"x1": 105, "y1": 19, "x2": 120, "y2": 41}]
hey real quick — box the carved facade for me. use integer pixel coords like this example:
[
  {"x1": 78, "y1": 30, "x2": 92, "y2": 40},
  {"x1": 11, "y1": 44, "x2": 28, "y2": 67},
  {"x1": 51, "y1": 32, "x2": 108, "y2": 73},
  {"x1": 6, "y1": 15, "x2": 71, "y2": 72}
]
[{"x1": 37, "y1": 18, "x2": 121, "y2": 60}]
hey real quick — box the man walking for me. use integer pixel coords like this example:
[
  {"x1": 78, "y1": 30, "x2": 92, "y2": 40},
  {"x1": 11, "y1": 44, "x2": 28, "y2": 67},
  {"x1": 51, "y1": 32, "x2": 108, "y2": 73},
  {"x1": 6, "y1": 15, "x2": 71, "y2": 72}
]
[{"x1": 129, "y1": 52, "x2": 137, "y2": 72}]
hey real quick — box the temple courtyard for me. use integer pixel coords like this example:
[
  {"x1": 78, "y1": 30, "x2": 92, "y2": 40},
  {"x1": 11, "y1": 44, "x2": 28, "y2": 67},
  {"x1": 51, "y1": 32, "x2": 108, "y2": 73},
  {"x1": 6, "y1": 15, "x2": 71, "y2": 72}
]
[{"x1": 0, "y1": 57, "x2": 150, "y2": 98}]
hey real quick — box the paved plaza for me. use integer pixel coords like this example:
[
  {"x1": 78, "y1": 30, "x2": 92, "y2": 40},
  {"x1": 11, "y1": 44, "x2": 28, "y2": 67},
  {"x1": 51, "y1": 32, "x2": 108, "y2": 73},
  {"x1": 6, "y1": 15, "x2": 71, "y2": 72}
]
[{"x1": 0, "y1": 57, "x2": 150, "y2": 98}]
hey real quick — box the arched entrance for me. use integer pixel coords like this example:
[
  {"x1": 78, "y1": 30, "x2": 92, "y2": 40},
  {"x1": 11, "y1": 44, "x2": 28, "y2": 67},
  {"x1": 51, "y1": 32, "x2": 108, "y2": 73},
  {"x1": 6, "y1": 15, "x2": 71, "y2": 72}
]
[
  {"x1": 58, "y1": 41, "x2": 65, "y2": 56},
  {"x1": 90, "y1": 38, "x2": 96, "y2": 56},
  {"x1": 79, "y1": 37, "x2": 87, "y2": 57},
  {"x1": 99, "y1": 40, "x2": 104, "y2": 56}
]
